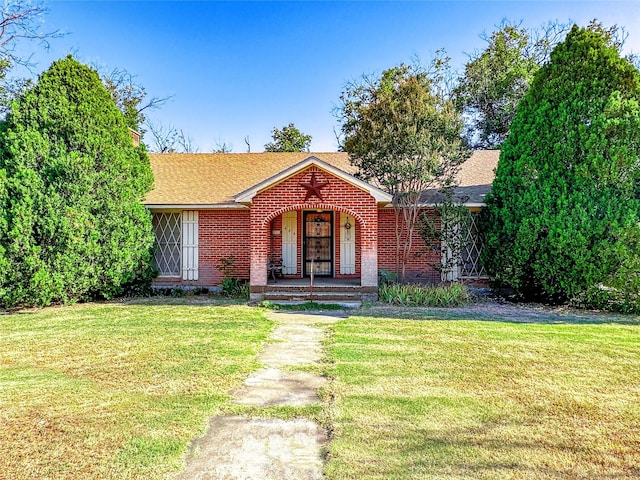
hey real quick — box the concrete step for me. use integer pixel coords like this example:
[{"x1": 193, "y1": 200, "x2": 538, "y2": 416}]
[
  {"x1": 265, "y1": 285, "x2": 364, "y2": 293},
  {"x1": 265, "y1": 300, "x2": 362, "y2": 309},
  {"x1": 264, "y1": 291, "x2": 362, "y2": 302}
]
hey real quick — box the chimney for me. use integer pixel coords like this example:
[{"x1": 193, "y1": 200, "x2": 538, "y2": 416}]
[{"x1": 129, "y1": 128, "x2": 141, "y2": 147}]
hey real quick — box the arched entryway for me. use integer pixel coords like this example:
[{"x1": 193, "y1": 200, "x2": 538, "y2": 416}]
[{"x1": 265, "y1": 208, "x2": 362, "y2": 282}]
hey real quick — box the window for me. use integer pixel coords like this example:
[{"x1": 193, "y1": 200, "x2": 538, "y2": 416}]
[
  {"x1": 459, "y1": 212, "x2": 487, "y2": 278},
  {"x1": 153, "y1": 212, "x2": 181, "y2": 276}
]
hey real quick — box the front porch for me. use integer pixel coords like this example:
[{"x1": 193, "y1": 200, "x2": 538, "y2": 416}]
[{"x1": 235, "y1": 157, "x2": 392, "y2": 302}]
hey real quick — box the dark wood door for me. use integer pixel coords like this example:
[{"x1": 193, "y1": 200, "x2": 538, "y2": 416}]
[{"x1": 303, "y1": 212, "x2": 333, "y2": 277}]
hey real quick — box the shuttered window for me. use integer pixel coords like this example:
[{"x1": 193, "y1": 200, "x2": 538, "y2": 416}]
[
  {"x1": 441, "y1": 211, "x2": 487, "y2": 281},
  {"x1": 152, "y1": 211, "x2": 199, "y2": 280},
  {"x1": 459, "y1": 212, "x2": 486, "y2": 278},
  {"x1": 153, "y1": 212, "x2": 182, "y2": 277}
]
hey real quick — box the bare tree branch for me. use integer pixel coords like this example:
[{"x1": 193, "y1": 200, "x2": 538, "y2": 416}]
[
  {"x1": 0, "y1": 1, "x2": 63, "y2": 69},
  {"x1": 211, "y1": 139, "x2": 233, "y2": 153},
  {"x1": 101, "y1": 66, "x2": 172, "y2": 132},
  {"x1": 177, "y1": 129, "x2": 199, "y2": 153},
  {"x1": 144, "y1": 120, "x2": 199, "y2": 153},
  {"x1": 145, "y1": 120, "x2": 177, "y2": 153}
]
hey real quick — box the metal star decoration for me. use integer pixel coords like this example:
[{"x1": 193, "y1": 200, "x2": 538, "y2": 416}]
[{"x1": 300, "y1": 172, "x2": 328, "y2": 201}]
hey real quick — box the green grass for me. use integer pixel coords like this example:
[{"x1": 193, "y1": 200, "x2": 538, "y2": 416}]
[
  {"x1": 259, "y1": 300, "x2": 347, "y2": 311},
  {"x1": 324, "y1": 315, "x2": 640, "y2": 479},
  {"x1": 0, "y1": 299, "x2": 272, "y2": 479},
  {"x1": 5, "y1": 299, "x2": 640, "y2": 479}
]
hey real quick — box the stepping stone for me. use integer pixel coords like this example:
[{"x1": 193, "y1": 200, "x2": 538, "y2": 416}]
[
  {"x1": 234, "y1": 368, "x2": 325, "y2": 406},
  {"x1": 176, "y1": 415, "x2": 326, "y2": 480},
  {"x1": 178, "y1": 311, "x2": 341, "y2": 478},
  {"x1": 259, "y1": 324, "x2": 325, "y2": 367}
]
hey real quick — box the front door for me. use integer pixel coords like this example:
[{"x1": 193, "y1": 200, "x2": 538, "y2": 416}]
[{"x1": 303, "y1": 211, "x2": 333, "y2": 277}]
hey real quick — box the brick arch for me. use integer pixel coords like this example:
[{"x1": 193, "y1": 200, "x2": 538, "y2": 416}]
[{"x1": 261, "y1": 203, "x2": 366, "y2": 229}]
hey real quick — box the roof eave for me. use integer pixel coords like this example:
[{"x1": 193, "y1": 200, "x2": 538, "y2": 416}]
[
  {"x1": 417, "y1": 202, "x2": 487, "y2": 208},
  {"x1": 145, "y1": 203, "x2": 248, "y2": 210},
  {"x1": 381, "y1": 201, "x2": 487, "y2": 208}
]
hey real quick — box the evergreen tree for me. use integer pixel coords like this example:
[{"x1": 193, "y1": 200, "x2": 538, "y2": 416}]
[
  {"x1": 0, "y1": 56, "x2": 155, "y2": 307},
  {"x1": 481, "y1": 26, "x2": 640, "y2": 309}
]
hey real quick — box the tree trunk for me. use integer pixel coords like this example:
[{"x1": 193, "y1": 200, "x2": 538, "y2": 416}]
[{"x1": 393, "y1": 202, "x2": 403, "y2": 282}]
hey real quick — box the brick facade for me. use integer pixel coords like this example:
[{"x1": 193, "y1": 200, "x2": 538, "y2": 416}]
[
  {"x1": 148, "y1": 151, "x2": 497, "y2": 292},
  {"x1": 152, "y1": 167, "x2": 448, "y2": 292},
  {"x1": 153, "y1": 209, "x2": 251, "y2": 288},
  {"x1": 377, "y1": 207, "x2": 441, "y2": 283},
  {"x1": 199, "y1": 210, "x2": 251, "y2": 284}
]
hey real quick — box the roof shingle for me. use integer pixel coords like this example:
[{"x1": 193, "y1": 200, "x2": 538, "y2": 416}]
[{"x1": 144, "y1": 150, "x2": 499, "y2": 207}]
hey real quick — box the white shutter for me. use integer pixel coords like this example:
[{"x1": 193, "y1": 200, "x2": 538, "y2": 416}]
[
  {"x1": 182, "y1": 211, "x2": 199, "y2": 280},
  {"x1": 340, "y1": 214, "x2": 356, "y2": 274},
  {"x1": 282, "y1": 211, "x2": 297, "y2": 275}
]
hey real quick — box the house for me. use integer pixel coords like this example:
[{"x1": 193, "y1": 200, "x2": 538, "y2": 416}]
[{"x1": 144, "y1": 151, "x2": 499, "y2": 300}]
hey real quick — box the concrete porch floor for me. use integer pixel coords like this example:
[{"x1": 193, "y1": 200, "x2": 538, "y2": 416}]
[{"x1": 266, "y1": 277, "x2": 361, "y2": 287}]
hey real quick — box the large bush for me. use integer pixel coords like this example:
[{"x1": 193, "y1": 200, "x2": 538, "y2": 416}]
[
  {"x1": 481, "y1": 26, "x2": 640, "y2": 309},
  {"x1": 0, "y1": 56, "x2": 155, "y2": 307}
]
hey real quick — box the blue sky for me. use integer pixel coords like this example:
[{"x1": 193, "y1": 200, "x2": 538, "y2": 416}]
[{"x1": 24, "y1": 1, "x2": 640, "y2": 152}]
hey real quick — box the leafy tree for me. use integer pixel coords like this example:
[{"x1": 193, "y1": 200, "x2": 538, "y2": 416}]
[
  {"x1": 264, "y1": 123, "x2": 311, "y2": 152},
  {"x1": 455, "y1": 21, "x2": 569, "y2": 149},
  {"x1": 338, "y1": 60, "x2": 470, "y2": 281},
  {"x1": 481, "y1": 26, "x2": 640, "y2": 309},
  {"x1": 456, "y1": 20, "x2": 633, "y2": 149},
  {"x1": 0, "y1": 55, "x2": 155, "y2": 307}
]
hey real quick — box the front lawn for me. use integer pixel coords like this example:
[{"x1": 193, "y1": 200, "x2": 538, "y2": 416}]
[
  {"x1": 0, "y1": 300, "x2": 272, "y2": 479},
  {"x1": 3, "y1": 299, "x2": 639, "y2": 479},
  {"x1": 324, "y1": 313, "x2": 640, "y2": 479}
]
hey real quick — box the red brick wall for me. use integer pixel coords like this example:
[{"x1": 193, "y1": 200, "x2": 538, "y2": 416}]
[
  {"x1": 268, "y1": 216, "x2": 283, "y2": 260},
  {"x1": 199, "y1": 209, "x2": 251, "y2": 284},
  {"x1": 377, "y1": 207, "x2": 441, "y2": 283},
  {"x1": 152, "y1": 200, "x2": 446, "y2": 288}
]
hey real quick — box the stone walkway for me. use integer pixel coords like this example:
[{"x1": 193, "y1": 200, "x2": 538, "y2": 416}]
[{"x1": 175, "y1": 311, "x2": 342, "y2": 480}]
